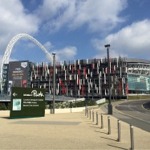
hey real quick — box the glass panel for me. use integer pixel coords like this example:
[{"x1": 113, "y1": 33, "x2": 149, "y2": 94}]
[{"x1": 128, "y1": 74, "x2": 150, "y2": 91}]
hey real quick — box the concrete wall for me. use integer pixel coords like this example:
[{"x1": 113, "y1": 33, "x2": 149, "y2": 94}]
[{"x1": 45, "y1": 107, "x2": 86, "y2": 114}]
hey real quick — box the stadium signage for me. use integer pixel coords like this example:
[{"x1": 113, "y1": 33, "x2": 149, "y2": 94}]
[
  {"x1": 10, "y1": 87, "x2": 45, "y2": 118},
  {"x1": 23, "y1": 90, "x2": 44, "y2": 97}
]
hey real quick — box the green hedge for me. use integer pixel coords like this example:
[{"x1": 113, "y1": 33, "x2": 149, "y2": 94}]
[
  {"x1": 127, "y1": 95, "x2": 150, "y2": 100},
  {"x1": 0, "y1": 103, "x2": 8, "y2": 110},
  {"x1": 45, "y1": 100, "x2": 96, "y2": 109},
  {"x1": 0, "y1": 100, "x2": 97, "y2": 110},
  {"x1": 71, "y1": 100, "x2": 96, "y2": 108}
]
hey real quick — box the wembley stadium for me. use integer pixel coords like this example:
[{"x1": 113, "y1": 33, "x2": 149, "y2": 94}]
[
  {"x1": 1, "y1": 34, "x2": 150, "y2": 104},
  {"x1": 1, "y1": 57, "x2": 150, "y2": 101}
]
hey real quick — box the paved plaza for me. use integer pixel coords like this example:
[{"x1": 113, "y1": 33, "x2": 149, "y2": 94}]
[{"x1": 0, "y1": 108, "x2": 149, "y2": 150}]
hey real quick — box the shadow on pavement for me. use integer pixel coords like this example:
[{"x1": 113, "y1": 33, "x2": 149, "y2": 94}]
[
  {"x1": 95, "y1": 130, "x2": 108, "y2": 135},
  {"x1": 100, "y1": 136, "x2": 116, "y2": 142},
  {"x1": 0, "y1": 117, "x2": 10, "y2": 119},
  {"x1": 107, "y1": 144, "x2": 128, "y2": 150}
]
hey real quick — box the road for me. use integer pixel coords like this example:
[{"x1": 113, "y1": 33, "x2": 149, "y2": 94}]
[{"x1": 102, "y1": 100, "x2": 150, "y2": 132}]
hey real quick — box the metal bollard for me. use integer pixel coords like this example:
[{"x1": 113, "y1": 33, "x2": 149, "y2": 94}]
[
  {"x1": 101, "y1": 114, "x2": 103, "y2": 129},
  {"x1": 108, "y1": 116, "x2": 111, "y2": 135},
  {"x1": 90, "y1": 110, "x2": 92, "y2": 120},
  {"x1": 117, "y1": 120, "x2": 121, "y2": 142},
  {"x1": 130, "y1": 125, "x2": 134, "y2": 150},
  {"x1": 87, "y1": 109, "x2": 88, "y2": 118},
  {"x1": 96, "y1": 112, "x2": 98, "y2": 125},
  {"x1": 92, "y1": 111, "x2": 94, "y2": 122}
]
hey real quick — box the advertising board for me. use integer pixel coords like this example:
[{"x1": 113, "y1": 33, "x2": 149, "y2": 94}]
[{"x1": 8, "y1": 61, "x2": 29, "y2": 88}]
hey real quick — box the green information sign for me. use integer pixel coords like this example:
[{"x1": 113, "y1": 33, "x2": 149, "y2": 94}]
[{"x1": 10, "y1": 87, "x2": 45, "y2": 118}]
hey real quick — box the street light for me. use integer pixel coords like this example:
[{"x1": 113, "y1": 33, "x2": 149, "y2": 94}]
[
  {"x1": 52, "y1": 53, "x2": 56, "y2": 114},
  {"x1": 105, "y1": 44, "x2": 113, "y2": 115}
]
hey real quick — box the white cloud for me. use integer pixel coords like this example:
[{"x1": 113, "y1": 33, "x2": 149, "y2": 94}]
[
  {"x1": 37, "y1": 0, "x2": 127, "y2": 32},
  {"x1": 0, "y1": 0, "x2": 39, "y2": 55},
  {"x1": 92, "y1": 19, "x2": 150, "y2": 59},
  {"x1": 54, "y1": 46, "x2": 77, "y2": 61},
  {"x1": 42, "y1": 41, "x2": 77, "y2": 62},
  {"x1": 0, "y1": 0, "x2": 127, "y2": 62},
  {"x1": 43, "y1": 41, "x2": 54, "y2": 50},
  {"x1": 69, "y1": 0, "x2": 127, "y2": 32}
]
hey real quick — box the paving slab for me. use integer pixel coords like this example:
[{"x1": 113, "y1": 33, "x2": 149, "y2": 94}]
[{"x1": 0, "y1": 109, "x2": 149, "y2": 150}]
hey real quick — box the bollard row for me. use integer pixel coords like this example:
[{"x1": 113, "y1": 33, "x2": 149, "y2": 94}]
[{"x1": 85, "y1": 110, "x2": 135, "y2": 150}]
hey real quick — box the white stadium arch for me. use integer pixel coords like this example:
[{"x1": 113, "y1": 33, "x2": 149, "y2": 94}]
[{"x1": 0, "y1": 33, "x2": 53, "y2": 92}]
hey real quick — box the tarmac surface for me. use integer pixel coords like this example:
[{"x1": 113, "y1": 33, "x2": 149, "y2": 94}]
[
  {"x1": 0, "y1": 107, "x2": 150, "y2": 150},
  {"x1": 114, "y1": 100, "x2": 150, "y2": 132}
]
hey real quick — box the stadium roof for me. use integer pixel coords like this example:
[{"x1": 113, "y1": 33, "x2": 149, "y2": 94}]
[{"x1": 125, "y1": 58, "x2": 150, "y2": 64}]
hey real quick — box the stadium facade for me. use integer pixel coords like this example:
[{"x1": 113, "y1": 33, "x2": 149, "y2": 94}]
[{"x1": 2, "y1": 57, "x2": 150, "y2": 99}]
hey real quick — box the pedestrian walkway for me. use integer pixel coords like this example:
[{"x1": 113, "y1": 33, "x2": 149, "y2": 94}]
[{"x1": 0, "y1": 108, "x2": 149, "y2": 149}]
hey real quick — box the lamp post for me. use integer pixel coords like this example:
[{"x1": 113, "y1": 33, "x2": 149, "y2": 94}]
[
  {"x1": 52, "y1": 53, "x2": 56, "y2": 114},
  {"x1": 105, "y1": 44, "x2": 113, "y2": 115}
]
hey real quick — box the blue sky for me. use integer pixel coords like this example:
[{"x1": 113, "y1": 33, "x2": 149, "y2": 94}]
[{"x1": 0, "y1": 0, "x2": 150, "y2": 64}]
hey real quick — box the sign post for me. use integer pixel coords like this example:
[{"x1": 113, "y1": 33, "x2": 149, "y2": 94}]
[{"x1": 10, "y1": 87, "x2": 45, "y2": 118}]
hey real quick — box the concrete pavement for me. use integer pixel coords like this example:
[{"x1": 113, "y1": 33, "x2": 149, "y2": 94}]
[{"x1": 0, "y1": 107, "x2": 149, "y2": 150}]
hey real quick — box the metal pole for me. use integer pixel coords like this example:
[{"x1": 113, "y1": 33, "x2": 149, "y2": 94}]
[
  {"x1": 52, "y1": 53, "x2": 56, "y2": 114},
  {"x1": 130, "y1": 125, "x2": 134, "y2": 150},
  {"x1": 96, "y1": 112, "x2": 98, "y2": 125},
  {"x1": 101, "y1": 114, "x2": 103, "y2": 129},
  {"x1": 90, "y1": 110, "x2": 91, "y2": 120},
  {"x1": 87, "y1": 108, "x2": 88, "y2": 118},
  {"x1": 108, "y1": 116, "x2": 111, "y2": 134},
  {"x1": 92, "y1": 111, "x2": 94, "y2": 122},
  {"x1": 117, "y1": 120, "x2": 121, "y2": 142},
  {"x1": 85, "y1": 107, "x2": 88, "y2": 116},
  {"x1": 105, "y1": 44, "x2": 113, "y2": 115}
]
